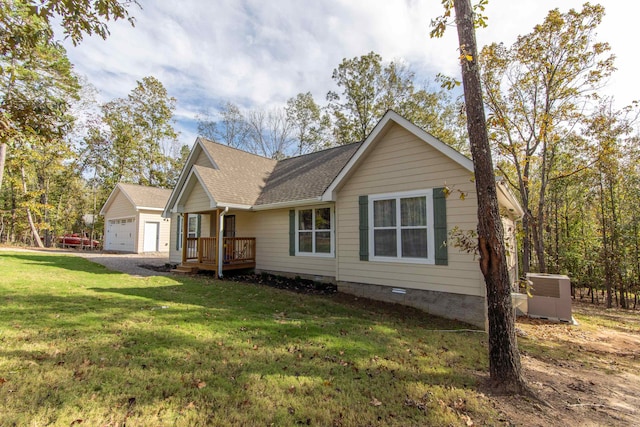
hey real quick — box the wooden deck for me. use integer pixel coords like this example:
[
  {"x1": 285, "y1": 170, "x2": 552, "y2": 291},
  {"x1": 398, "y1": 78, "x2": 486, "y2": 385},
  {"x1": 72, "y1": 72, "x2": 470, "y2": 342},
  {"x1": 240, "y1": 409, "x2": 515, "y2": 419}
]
[{"x1": 176, "y1": 236, "x2": 256, "y2": 274}]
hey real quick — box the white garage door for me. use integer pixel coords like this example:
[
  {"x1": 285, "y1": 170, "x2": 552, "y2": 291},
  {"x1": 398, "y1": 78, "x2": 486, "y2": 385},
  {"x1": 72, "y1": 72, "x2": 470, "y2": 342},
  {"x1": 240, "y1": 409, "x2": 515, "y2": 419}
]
[
  {"x1": 105, "y1": 218, "x2": 135, "y2": 252},
  {"x1": 143, "y1": 222, "x2": 159, "y2": 252}
]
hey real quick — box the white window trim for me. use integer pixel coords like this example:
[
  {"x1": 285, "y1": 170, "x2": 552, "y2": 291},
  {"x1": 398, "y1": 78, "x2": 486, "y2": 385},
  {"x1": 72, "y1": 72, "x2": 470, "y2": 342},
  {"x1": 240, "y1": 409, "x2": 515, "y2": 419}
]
[
  {"x1": 368, "y1": 189, "x2": 435, "y2": 264},
  {"x1": 177, "y1": 214, "x2": 199, "y2": 251},
  {"x1": 295, "y1": 205, "x2": 335, "y2": 257},
  {"x1": 177, "y1": 214, "x2": 184, "y2": 251},
  {"x1": 187, "y1": 215, "x2": 198, "y2": 238}
]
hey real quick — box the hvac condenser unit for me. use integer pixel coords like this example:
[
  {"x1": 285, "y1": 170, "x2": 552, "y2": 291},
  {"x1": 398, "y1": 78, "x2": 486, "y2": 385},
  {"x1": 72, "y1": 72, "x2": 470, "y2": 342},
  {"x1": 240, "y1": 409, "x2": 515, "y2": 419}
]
[{"x1": 526, "y1": 273, "x2": 572, "y2": 323}]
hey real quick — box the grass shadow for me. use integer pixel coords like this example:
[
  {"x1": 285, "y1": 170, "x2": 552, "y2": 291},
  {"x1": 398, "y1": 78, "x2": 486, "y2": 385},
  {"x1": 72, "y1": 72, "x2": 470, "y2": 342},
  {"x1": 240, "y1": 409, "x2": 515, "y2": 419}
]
[{"x1": 1, "y1": 252, "x2": 120, "y2": 275}]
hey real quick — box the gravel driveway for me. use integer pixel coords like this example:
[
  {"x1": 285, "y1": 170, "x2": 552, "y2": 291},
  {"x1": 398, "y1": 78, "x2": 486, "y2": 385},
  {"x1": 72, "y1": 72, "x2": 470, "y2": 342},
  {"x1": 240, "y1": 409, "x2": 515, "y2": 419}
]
[
  {"x1": 1, "y1": 247, "x2": 171, "y2": 277},
  {"x1": 74, "y1": 251, "x2": 171, "y2": 277}
]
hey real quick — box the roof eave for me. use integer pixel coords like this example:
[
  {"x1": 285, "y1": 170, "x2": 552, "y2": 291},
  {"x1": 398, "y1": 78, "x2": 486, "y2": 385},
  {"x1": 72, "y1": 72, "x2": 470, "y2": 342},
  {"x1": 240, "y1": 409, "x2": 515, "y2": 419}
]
[
  {"x1": 251, "y1": 197, "x2": 324, "y2": 211},
  {"x1": 496, "y1": 179, "x2": 524, "y2": 218}
]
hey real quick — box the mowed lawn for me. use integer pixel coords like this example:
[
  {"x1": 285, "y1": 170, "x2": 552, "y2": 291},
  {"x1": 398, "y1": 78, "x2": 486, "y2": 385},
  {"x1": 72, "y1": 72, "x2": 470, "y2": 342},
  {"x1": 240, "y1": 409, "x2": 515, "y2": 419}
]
[{"x1": 0, "y1": 251, "x2": 498, "y2": 426}]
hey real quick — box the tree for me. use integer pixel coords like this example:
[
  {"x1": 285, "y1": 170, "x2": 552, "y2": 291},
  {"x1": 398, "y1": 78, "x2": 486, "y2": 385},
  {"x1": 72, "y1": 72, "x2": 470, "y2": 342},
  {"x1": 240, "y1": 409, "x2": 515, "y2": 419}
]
[
  {"x1": 585, "y1": 100, "x2": 638, "y2": 308},
  {"x1": 327, "y1": 52, "x2": 419, "y2": 144},
  {"x1": 196, "y1": 101, "x2": 251, "y2": 149},
  {"x1": 327, "y1": 51, "x2": 467, "y2": 148},
  {"x1": 0, "y1": 1, "x2": 81, "y2": 246},
  {"x1": 23, "y1": 0, "x2": 137, "y2": 44},
  {"x1": 84, "y1": 77, "x2": 182, "y2": 190},
  {"x1": 285, "y1": 92, "x2": 331, "y2": 154},
  {"x1": 431, "y1": 0, "x2": 526, "y2": 393},
  {"x1": 0, "y1": 0, "x2": 138, "y2": 192},
  {"x1": 245, "y1": 107, "x2": 293, "y2": 159},
  {"x1": 479, "y1": 4, "x2": 614, "y2": 273},
  {"x1": 402, "y1": 88, "x2": 469, "y2": 154}
]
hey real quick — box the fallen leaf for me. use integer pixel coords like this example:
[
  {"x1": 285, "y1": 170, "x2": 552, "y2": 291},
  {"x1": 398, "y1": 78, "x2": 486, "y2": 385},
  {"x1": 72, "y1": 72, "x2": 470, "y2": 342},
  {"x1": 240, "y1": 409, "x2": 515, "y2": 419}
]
[
  {"x1": 370, "y1": 397, "x2": 383, "y2": 407},
  {"x1": 195, "y1": 380, "x2": 206, "y2": 389},
  {"x1": 0, "y1": 378, "x2": 6, "y2": 385},
  {"x1": 70, "y1": 419, "x2": 83, "y2": 425},
  {"x1": 461, "y1": 414, "x2": 474, "y2": 426}
]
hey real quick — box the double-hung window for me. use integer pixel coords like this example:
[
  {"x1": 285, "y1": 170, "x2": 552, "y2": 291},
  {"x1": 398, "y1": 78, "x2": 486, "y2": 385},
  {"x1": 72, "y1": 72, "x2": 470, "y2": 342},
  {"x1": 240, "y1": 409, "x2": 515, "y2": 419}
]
[
  {"x1": 369, "y1": 189, "x2": 434, "y2": 263},
  {"x1": 296, "y1": 206, "x2": 333, "y2": 256}
]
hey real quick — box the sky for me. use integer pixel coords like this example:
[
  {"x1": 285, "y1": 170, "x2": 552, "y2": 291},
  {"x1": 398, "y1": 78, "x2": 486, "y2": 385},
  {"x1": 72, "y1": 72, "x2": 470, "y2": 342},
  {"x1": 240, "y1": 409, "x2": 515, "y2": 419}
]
[{"x1": 62, "y1": 0, "x2": 638, "y2": 145}]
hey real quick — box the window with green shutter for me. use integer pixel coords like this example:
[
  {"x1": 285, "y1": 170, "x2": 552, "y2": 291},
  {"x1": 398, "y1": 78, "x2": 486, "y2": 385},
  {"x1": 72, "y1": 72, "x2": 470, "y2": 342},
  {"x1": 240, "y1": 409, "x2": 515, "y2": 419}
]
[{"x1": 362, "y1": 188, "x2": 447, "y2": 265}]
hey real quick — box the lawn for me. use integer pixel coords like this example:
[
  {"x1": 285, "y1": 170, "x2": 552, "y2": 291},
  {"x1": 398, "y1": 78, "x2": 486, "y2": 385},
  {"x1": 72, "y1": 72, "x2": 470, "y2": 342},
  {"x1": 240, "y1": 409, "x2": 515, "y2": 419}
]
[{"x1": 0, "y1": 251, "x2": 497, "y2": 426}]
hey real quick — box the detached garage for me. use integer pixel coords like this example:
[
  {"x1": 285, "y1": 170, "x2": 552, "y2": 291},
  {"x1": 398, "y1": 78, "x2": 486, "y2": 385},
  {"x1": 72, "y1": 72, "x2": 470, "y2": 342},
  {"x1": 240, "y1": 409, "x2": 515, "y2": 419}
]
[{"x1": 100, "y1": 183, "x2": 172, "y2": 253}]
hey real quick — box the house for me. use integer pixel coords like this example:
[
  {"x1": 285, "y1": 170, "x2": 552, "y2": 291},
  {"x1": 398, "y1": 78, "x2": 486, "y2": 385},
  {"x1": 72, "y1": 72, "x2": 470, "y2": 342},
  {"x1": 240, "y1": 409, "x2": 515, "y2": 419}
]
[
  {"x1": 100, "y1": 183, "x2": 172, "y2": 253},
  {"x1": 163, "y1": 111, "x2": 523, "y2": 328}
]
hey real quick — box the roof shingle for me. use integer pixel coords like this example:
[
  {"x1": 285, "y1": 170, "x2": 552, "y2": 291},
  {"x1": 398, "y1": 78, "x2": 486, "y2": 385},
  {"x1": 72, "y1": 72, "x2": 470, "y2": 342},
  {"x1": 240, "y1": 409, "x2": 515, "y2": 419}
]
[
  {"x1": 192, "y1": 139, "x2": 361, "y2": 207},
  {"x1": 118, "y1": 183, "x2": 171, "y2": 209},
  {"x1": 256, "y1": 143, "x2": 361, "y2": 205}
]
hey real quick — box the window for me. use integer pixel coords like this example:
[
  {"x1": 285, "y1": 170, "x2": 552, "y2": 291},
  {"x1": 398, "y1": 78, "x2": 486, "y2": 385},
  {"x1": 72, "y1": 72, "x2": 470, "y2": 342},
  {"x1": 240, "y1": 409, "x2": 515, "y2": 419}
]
[
  {"x1": 369, "y1": 190, "x2": 434, "y2": 263},
  {"x1": 295, "y1": 206, "x2": 333, "y2": 256}
]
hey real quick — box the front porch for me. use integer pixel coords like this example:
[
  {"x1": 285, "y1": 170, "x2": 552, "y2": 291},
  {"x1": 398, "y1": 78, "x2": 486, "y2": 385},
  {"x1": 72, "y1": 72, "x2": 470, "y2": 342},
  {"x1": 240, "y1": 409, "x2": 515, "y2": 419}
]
[{"x1": 179, "y1": 236, "x2": 256, "y2": 273}]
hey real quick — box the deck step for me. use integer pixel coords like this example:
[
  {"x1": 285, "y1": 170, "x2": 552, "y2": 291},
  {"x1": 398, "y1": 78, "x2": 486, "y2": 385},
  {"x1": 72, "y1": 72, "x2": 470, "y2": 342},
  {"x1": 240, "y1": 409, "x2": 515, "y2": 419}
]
[{"x1": 171, "y1": 265, "x2": 199, "y2": 274}]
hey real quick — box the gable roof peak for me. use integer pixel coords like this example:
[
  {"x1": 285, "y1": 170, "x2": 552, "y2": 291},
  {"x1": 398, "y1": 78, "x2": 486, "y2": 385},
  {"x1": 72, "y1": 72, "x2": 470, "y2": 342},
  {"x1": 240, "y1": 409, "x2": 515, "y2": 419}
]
[{"x1": 196, "y1": 136, "x2": 277, "y2": 162}]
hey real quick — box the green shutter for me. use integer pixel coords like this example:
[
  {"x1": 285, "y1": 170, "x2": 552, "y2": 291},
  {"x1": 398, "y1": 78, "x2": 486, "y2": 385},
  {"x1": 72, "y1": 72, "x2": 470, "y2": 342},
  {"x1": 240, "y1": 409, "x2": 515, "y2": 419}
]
[
  {"x1": 359, "y1": 195, "x2": 369, "y2": 261},
  {"x1": 289, "y1": 210, "x2": 296, "y2": 256},
  {"x1": 196, "y1": 214, "x2": 201, "y2": 237},
  {"x1": 176, "y1": 214, "x2": 182, "y2": 251},
  {"x1": 433, "y1": 188, "x2": 448, "y2": 265}
]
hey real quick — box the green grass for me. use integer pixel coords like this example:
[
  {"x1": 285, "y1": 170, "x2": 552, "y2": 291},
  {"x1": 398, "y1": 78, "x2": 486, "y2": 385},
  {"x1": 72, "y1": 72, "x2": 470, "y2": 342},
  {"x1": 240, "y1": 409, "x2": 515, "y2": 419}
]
[{"x1": 0, "y1": 251, "x2": 497, "y2": 426}]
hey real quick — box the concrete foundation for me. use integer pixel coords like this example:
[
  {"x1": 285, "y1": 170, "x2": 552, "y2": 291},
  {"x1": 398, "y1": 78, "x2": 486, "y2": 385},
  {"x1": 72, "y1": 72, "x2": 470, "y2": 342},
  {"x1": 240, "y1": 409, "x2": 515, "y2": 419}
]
[{"x1": 338, "y1": 281, "x2": 487, "y2": 329}]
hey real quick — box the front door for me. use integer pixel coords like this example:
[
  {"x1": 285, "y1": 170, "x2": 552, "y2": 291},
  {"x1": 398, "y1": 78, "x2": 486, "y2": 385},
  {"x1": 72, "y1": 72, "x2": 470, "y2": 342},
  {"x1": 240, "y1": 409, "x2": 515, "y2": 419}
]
[{"x1": 224, "y1": 215, "x2": 236, "y2": 238}]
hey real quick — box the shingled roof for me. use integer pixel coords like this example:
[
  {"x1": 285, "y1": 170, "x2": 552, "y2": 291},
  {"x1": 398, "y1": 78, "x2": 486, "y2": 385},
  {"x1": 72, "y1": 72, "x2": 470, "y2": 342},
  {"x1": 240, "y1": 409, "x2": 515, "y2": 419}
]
[
  {"x1": 170, "y1": 138, "x2": 361, "y2": 209},
  {"x1": 196, "y1": 139, "x2": 276, "y2": 206},
  {"x1": 101, "y1": 183, "x2": 172, "y2": 215},
  {"x1": 255, "y1": 142, "x2": 361, "y2": 205},
  {"x1": 117, "y1": 183, "x2": 172, "y2": 209}
]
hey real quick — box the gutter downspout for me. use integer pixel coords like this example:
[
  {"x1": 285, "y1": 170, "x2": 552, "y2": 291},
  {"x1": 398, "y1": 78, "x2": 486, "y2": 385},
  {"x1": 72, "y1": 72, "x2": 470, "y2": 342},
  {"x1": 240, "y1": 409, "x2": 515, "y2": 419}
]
[{"x1": 218, "y1": 207, "x2": 229, "y2": 278}]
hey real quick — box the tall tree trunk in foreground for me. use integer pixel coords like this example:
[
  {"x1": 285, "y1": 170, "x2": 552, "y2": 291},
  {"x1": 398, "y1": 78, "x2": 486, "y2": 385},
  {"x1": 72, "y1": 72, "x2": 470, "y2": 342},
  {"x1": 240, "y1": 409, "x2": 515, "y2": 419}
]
[{"x1": 453, "y1": 0, "x2": 525, "y2": 393}]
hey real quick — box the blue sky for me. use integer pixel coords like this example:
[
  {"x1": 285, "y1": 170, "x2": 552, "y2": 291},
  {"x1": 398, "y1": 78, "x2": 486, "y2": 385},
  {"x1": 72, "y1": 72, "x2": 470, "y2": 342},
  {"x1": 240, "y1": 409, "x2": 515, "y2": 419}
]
[{"x1": 63, "y1": 0, "x2": 638, "y2": 145}]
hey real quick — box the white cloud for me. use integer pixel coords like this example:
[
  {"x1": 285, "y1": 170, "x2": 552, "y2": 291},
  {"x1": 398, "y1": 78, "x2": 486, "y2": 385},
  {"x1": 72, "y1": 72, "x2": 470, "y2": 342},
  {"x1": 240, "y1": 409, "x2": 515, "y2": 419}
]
[{"x1": 63, "y1": 0, "x2": 639, "y2": 143}]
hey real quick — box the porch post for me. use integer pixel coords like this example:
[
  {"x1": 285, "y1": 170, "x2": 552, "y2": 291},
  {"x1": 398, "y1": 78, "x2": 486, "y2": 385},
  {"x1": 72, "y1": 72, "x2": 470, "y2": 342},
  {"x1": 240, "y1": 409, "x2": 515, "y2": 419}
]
[
  {"x1": 218, "y1": 207, "x2": 227, "y2": 278},
  {"x1": 181, "y1": 213, "x2": 188, "y2": 264},
  {"x1": 215, "y1": 209, "x2": 221, "y2": 268}
]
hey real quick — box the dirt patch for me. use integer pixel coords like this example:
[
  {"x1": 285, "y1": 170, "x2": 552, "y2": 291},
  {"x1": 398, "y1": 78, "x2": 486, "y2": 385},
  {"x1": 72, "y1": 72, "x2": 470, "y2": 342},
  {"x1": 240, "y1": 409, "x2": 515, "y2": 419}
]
[
  {"x1": 492, "y1": 302, "x2": 640, "y2": 426},
  {"x1": 227, "y1": 272, "x2": 338, "y2": 295}
]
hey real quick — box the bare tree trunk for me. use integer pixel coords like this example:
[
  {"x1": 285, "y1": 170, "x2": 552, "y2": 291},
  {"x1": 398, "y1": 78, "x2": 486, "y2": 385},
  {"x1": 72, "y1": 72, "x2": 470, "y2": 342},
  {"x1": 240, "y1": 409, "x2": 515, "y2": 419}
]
[
  {"x1": 598, "y1": 172, "x2": 612, "y2": 308},
  {"x1": 453, "y1": 0, "x2": 526, "y2": 393},
  {"x1": 0, "y1": 142, "x2": 6, "y2": 191},
  {"x1": 531, "y1": 217, "x2": 546, "y2": 273},
  {"x1": 20, "y1": 165, "x2": 43, "y2": 248},
  {"x1": 522, "y1": 214, "x2": 532, "y2": 274}
]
